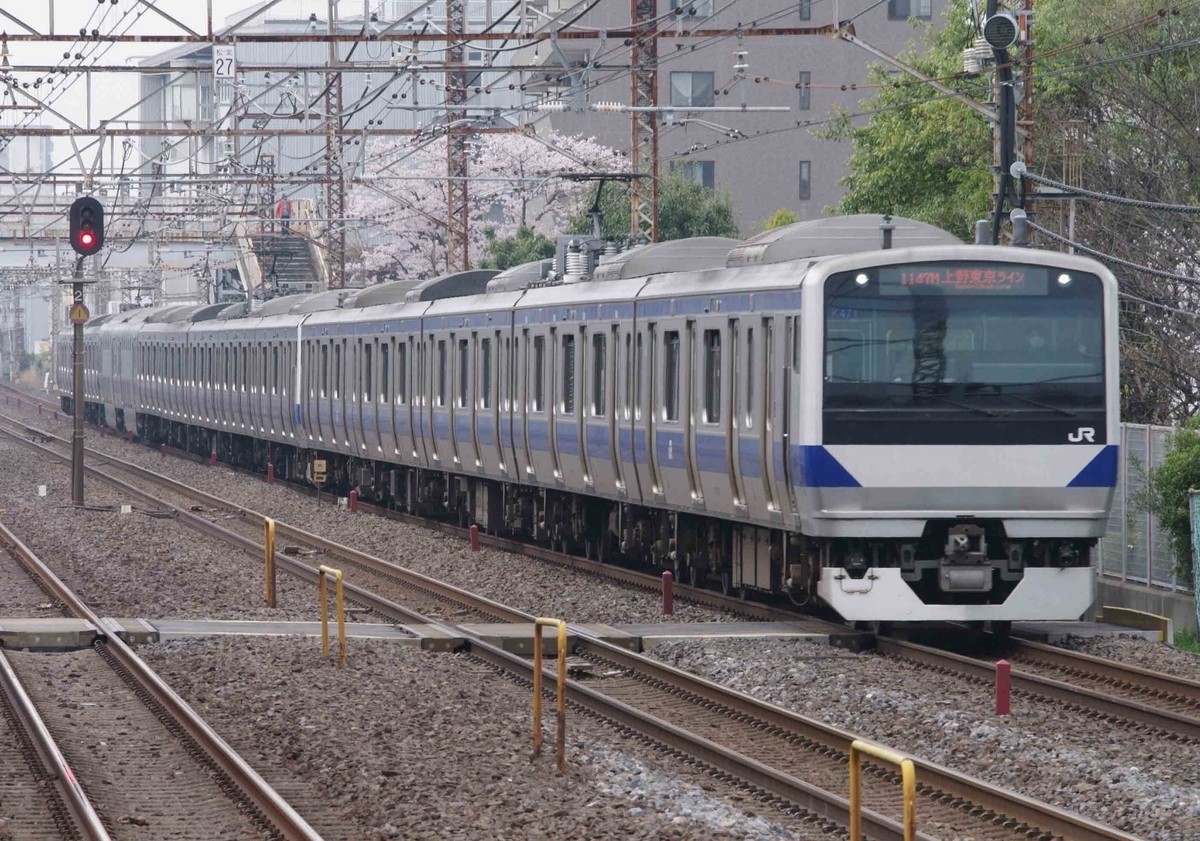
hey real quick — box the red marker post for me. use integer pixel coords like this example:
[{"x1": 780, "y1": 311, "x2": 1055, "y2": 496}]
[
  {"x1": 267, "y1": 463, "x2": 275, "y2": 485},
  {"x1": 662, "y1": 571, "x2": 674, "y2": 616},
  {"x1": 126, "y1": 430, "x2": 133, "y2": 443},
  {"x1": 996, "y1": 659, "x2": 1011, "y2": 716},
  {"x1": 99, "y1": 426, "x2": 105, "y2": 438},
  {"x1": 349, "y1": 489, "x2": 358, "y2": 513},
  {"x1": 470, "y1": 524, "x2": 480, "y2": 552},
  {"x1": 161, "y1": 443, "x2": 167, "y2": 459},
  {"x1": 210, "y1": 449, "x2": 217, "y2": 467}
]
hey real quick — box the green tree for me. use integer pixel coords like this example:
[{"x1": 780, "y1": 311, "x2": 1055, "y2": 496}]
[
  {"x1": 477, "y1": 226, "x2": 556, "y2": 270},
  {"x1": 816, "y1": 2, "x2": 992, "y2": 240},
  {"x1": 567, "y1": 171, "x2": 740, "y2": 241},
  {"x1": 1148, "y1": 419, "x2": 1200, "y2": 580},
  {"x1": 756, "y1": 207, "x2": 800, "y2": 232}
]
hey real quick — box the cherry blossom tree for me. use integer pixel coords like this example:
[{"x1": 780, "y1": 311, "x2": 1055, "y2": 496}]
[{"x1": 346, "y1": 131, "x2": 623, "y2": 282}]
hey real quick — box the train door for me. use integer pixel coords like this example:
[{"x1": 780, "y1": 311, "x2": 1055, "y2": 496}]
[
  {"x1": 631, "y1": 321, "x2": 662, "y2": 502},
  {"x1": 553, "y1": 325, "x2": 584, "y2": 491},
  {"x1": 584, "y1": 325, "x2": 617, "y2": 497},
  {"x1": 727, "y1": 319, "x2": 747, "y2": 517},
  {"x1": 300, "y1": 339, "x2": 314, "y2": 442},
  {"x1": 615, "y1": 323, "x2": 640, "y2": 502},
  {"x1": 347, "y1": 336, "x2": 363, "y2": 454},
  {"x1": 516, "y1": 330, "x2": 535, "y2": 481},
  {"x1": 498, "y1": 332, "x2": 516, "y2": 480},
  {"x1": 409, "y1": 334, "x2": 426, "y2": 466},
  {"x1": 781, "y1": 315, "x2": 800, "y2": 525},
  {"x1": 763, "y1": 317, "x2": 786, "y2": 524},
  {"x1": 474, "y1": 331, "x2": 500, "y2": 475},
  {"x1": 392, "y1": 337, "x2": 412, "y2": 461},
  {"x1": 448, "y1": 334, "x2": 469, "y2": 469},
  {"x1": 695, "y1": 319, "x2": 737, "y2": 520},
  {"x1": 527, "y1": 327, "x2": 557, "y2": 483},
  {"x1": 736, "y1": 322, "x2": 770, "y2": 517},
  {"x1": 370, "y1": 337, "x2": 384, "y2": 455}
]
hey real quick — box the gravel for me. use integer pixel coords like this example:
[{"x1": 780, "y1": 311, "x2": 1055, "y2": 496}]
[
  {"x1": 0, "y1": 436, "x2": 324, "y2": 621},
  {"x1": 1058, "y1": 636, "x2": 1200, "y2": 681},
  {"x1": 651, "y1": 638, "x2": 1200, "y2": 841},
  {"x1": 140, "y1": 635, "x2": 816, "y2": 841},
  {"x1": 27, "y1": 407, "x2": 738, "y2": 625}
]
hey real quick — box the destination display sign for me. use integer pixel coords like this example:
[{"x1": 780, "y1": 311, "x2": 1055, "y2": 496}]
[{"x1": 877, "y1": 264, "x2": 1051, "y2": 295}]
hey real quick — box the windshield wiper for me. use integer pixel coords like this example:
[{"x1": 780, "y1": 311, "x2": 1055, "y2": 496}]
[
  {"x1": 997, "y1": 391, "x2": 1077, "y2": 417},
  {"x1": 918, "y1": 393, "x2": 999, "y2": 418}
]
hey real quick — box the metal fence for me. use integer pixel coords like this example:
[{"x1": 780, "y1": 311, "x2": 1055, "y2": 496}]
[{"x1": 1096, "y1": 423, "x2": 1193, "y2": 592}]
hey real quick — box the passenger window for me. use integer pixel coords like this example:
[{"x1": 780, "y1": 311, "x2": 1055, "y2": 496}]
[
  {"x1": 480, "y1": 337, "x2": 492, "y2": 410},
  {"x1": 224, "y1": 347, "x2": 230, "y2": 387},
  {"x1": 458, "y1": 338, "x2": 469, "y2": 408},
  {"x1": 242, "y1": 347, "x2": 248, "y2": 391},
  {"x1": 437, "y1": 340, "x2": 447, "y2": 407},
  {"x1": 592, "y1": 333, "x2": 606, "y2": 416},
  {"x1": 363, "y1": 343, "x2": 372, "y2": 403},
  {"x1": 321, "y1": 344, "x2": 329, "y2": 397},
  {"x1": 562, "y1": 333, "x2": 575, "y2": 414},
  {"x1": 634, "y1": 333, "x2": 643, "y2": 421},
  {"x1": 745, "y1": 328, "x2": 755, "y2": 428},
  {"x1": 533, "y1": 335, "x2": 546, "y2": 412},
  {"x1": 335, "y1": 343, "x2": 342, "y2": 399},
  {"x1": 703, "y1": 329, "x2": 721, "y2": 423},
  {"x1": 380, "y1": 342, "x2": 390, "y2": 403},
  {"x1": 664, "y1": 330, "x2": 680, "y2": 421},
  {"x1": 397, "y1": 342, "x2": 408, "y2": 404},
  {"x1": 273, "y1": 346, "x2": 280, "y2": 395}
]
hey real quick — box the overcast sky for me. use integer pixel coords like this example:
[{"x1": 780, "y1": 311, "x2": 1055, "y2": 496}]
[{"x1": 4, "y1": 1, "x2": 346, "y2": 148}]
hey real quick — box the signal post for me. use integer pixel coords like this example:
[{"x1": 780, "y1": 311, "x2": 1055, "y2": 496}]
[{"x1": 65, "y1": 197, "x2": 104, "y2": 506}]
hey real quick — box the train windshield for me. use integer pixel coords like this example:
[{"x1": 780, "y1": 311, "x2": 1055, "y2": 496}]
[{"x1": 822, "y1": 262, "x2": 1105, "y2": 445}]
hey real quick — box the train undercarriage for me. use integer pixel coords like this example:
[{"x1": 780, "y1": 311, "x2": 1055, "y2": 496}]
[{"x1": 97, "y1": 402, "x2": 1095, "y2": 620}]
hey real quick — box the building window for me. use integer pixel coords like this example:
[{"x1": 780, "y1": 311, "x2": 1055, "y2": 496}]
[
  {"x1": 670, "y1": 0, "x2": 714, "y2": 16},
  {"x1": 670, "y1": 71, "x2": 714, "y2": 108},
  {"x1": 562, "y1": 333, "x2": 576, "y2": 414},
  {"x1": 888, "y1": 0, "x2": 932, "y2": 20},
  {"x1": 703, "y1": 330, "x2": 721, "y2": 423},
  {"x1": 672, "y1": 160, "x2": 715, "y2": 189},
  {"x1": 799, "y1": 160, "x2": 811, "y2": 200},
  {"x1": 664, "y1": 331, "x2": 680, "y2": 421},
  {"x1": 798, "y1": 71, "x2": 811, "y2": 110},
  {"x1": 799, "y1": 0, "x2": 811, "y2": 19},
  {"x1": 592, "y1": 333, "x2": 606, "y2": 416}
]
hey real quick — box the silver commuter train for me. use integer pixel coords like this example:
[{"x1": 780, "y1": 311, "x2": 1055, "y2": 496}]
[{"x1": 56, "y1": 215, "x2": 1119, "y2": 624}]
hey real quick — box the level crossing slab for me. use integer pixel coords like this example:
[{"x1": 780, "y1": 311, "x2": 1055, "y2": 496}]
[
  {"x1": 1012, "y1": 621, "x2": 1163, "y2": 643},
  {"x1": 0, "y1": 618, "x2": 98, "y2": 651}
]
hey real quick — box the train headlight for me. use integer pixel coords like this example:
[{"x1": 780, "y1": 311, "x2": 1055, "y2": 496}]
[
  {"x1": 854, "y1": 273, "x2": 870, "y2": 286},
  {"x1": 1056, "y1": 273, "x2": 1073, "y2": 287}
]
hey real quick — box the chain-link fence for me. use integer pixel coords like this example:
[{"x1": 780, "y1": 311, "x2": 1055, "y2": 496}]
[{"x1": 1096, "y1": 423, "x2": 1192, "y2": 591}]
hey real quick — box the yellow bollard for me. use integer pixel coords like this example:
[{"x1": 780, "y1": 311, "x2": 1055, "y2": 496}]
[
  {"x1": 318, "y1": 565, "x2": 346, "y2": 668},
  {"x1": 263, "y1": 518, "x2": 276, "y2": 608},
  {"x1": 532, "y1": 618, "x2": 567, "y2": 774},
  {"x1": 849, "y1": 740, "x2": 916, "y2": 841}
]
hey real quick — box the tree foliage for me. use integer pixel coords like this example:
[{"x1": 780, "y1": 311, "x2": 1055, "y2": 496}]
[
  {"x1": 828, "y1": 0, "x2": 1200, "y2": 423},
  {"x1": 757, "y1": 208, "x2": 800, "y2": 232},
  {"x1": 1148, "y1": 419, "x2": 1200, "y2": 579},
  {"x1": 567, "y1": 171, "x2": 740, "y2": 241},
  {"x1": 346, "y1": 132, "x2": 621, "y2": 282},
  {"x1": 477, "y1": 226, "x2": 555, "y2": 270}
]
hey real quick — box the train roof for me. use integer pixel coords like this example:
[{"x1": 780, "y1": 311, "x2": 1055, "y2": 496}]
[
  {"x1": 591, "y1": 237, "x2": 741, "y2": 281},
  {"x1": 726, "y1": 214, "x2": 962, "y2": 268}
]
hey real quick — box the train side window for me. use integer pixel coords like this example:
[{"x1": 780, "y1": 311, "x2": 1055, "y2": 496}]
[
  {"x1": 562, "y1": 333, "x2": 575, "y2": 414},
  {"x1": 664, "y1": 330, "x2": 680, "y2": 422},
  {"x1": 397, "y1": 341, "x2": 408, "y2": 404},
  {"x1": 225, "y1": 346, "x2": 231, "y2": 389},
  {"x1": 792, "y1": 317, "x2": 801, "y2": 369},
  {"x1": 380, "y1": 342, "x2": 390, "y2": 403},
  {"x1": 320, "y1": 344, "x2": 329, "y2": 398},
  {"x1": 435, "y1": 339, "x2": 446, "y2": 407},
  {"x1": 480, "y1": 337, "x2": 492, "y2": 410},
  {"x1": 634, "y1": 332, "x2": 643, "y2": 421},
  {"x1": 334, "y1": 343, "x2": 342, "y2": 400},
  {"x1": 533, "y1": 335, "x2": 546, "y2": 412},
  {"x1": 242, "y1": 347, "x2": 249, "y2": 391},
  {"x1": 273, "y1": 346, "x2": 280, "y2": 395},
  {"x1": 745, "y1": 327, "x2": 755, "y2": 428},
  {"x1": 363, "y1": 343, "x2": 373, "y2": 403},
  {"x1": 703, "y1": 329, "x2": 721, "y2": 423},
  {"x1": 458, "y1": 338, "x2": 469, "y2": 408},
  {"x1": 592, "y1": 333, "x2": 606, "y2": 416}
]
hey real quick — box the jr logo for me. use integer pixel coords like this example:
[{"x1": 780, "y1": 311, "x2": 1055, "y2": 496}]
[{"x1": 1068, "y1": 427, "x2": 1096, "y2": 443}]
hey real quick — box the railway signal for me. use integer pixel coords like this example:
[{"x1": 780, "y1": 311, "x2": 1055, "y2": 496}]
[{"x1": 69, "y1": 197, "x2": 105, "y2": 256}]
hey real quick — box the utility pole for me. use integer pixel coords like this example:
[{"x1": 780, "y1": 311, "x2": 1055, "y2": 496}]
[
  {"x1": 445, "y1": 0, "x2": 471, "y2": 272},
  {"x1": 68, "y1": 257, "x2": 87, "y2": 505},
  {"x1": 325, "y1": 1, "x2": 346, "y2": 288},
  {"x1": 628, "y1": 0, "x2": 659, "y2": 242}
]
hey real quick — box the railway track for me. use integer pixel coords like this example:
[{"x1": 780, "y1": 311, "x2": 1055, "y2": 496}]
[
  {"x1": 0, "y1": 514, "x2": 323, "y2": 840},
  {"x1": 877, "y1": 636, "x2": 1200, "y2": 742},
  {"x1": 0, "y1": 408, "x2": 1148, "y2": 841},
  {"x1": 0, "y1": 383, "x2": 819, "y2": 626}
]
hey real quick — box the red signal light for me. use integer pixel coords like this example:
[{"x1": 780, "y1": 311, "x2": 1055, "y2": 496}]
[{"x1": 79, "y1": 231, "x2": 95, "y2": 247}]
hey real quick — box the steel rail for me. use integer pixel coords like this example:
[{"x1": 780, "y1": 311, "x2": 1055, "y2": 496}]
[
  {"x1": 878, "y1": 637, "x2": 1200, "y2": 742},
  {"x1": 1010, "y1": 638, "x2": 1200, "y2": 704},
  {"x1": 0, "y1": 519, "x2": 325, "y2": 841},
  {"x1": 0, "y1": 418, "x2": 924, "y2": 840},
  {"x1": 0, "y1": 647, "x2": 111, "y2": 841},
  {"x1": 0, "y1": 416, "x2": 1145, "y2": 841}
]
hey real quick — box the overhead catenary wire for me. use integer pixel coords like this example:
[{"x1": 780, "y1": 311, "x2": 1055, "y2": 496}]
[{"x1": 1027, "y1": 221, "x2": 1200, "y2": 286}]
